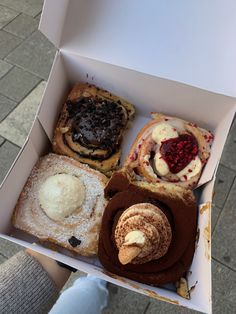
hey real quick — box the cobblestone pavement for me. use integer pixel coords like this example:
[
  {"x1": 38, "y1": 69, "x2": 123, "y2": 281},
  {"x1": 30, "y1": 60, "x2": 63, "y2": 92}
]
[{"x1": 0, "y1": 1, "x2": 235, "y2": 313}]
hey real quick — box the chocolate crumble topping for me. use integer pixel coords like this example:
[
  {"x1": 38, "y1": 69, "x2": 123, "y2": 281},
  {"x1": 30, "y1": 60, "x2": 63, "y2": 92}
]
[{"x1": 66, "y1": 97, "x2": 127, "y2": 153}]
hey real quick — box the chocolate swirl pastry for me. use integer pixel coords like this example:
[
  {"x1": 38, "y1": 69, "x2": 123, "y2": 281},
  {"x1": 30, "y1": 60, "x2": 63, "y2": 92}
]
[
  {"x1": 66, "y1": 97, "x2": 127, "y2": 159},
  {"x1": 53, "y1": 84, "x2": 135, "y2": 174},
  {"x1": 125, "y1": 113, "x2": 214, "y2": 189},
  {"x1": 98, "y1": 171, "x2": 197, "y2": 285}
]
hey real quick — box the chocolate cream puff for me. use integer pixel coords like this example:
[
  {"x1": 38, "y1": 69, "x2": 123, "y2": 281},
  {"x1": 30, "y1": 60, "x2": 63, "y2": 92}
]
[
  {"x1": 12, "y1": 153, "x2": 108, "y2": 256},
  {"x1": 98, "y1": 171, "x2": 197, "y2": 285},
  {"x1": 125, "y1": 113, "x2": 214, "y2": 188},
  {"x1": 53, "y1": 83, "x2": 135, "y2": 175}
]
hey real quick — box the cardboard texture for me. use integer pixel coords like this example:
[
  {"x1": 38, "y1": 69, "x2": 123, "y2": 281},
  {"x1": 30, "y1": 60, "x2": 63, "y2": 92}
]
[{"x1": 1, "y1": 1, "x2": 236, "y2": 313}]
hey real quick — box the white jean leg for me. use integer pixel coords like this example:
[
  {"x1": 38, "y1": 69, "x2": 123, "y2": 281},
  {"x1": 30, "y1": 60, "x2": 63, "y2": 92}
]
[{"x1": 49, "y1": 275, "x2": 109, "y2": 314}]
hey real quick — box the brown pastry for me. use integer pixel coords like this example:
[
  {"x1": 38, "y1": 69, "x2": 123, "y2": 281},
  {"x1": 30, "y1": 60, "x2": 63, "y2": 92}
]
[
  {"x1": 125, "y1": 113, "x2": 214, "y2": 188},
  {"x1": 53, "y1": 83, "x2": 135, "y2": 175},
  {"x1": 12, "y1": 153, "x2": 108, "y2": 256},
  {"x1": 98, "y1": 171, "x2": 197, "y2": 285}
]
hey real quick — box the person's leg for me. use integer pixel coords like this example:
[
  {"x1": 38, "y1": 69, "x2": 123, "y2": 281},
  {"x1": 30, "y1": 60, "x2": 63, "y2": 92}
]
[{"x1": 49, "y1": 275, "x2": 108, "y2": 314}]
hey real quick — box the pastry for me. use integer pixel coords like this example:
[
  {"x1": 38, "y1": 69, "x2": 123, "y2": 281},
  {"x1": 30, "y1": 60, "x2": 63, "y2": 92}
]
[
  {"x1": 12, "y1": 153, "x2": 108, "y2": 256},
  {"x1": 125, "y1": 113, "x2": 214, "y2": 188},
  {"x1": 98, "y1": 171, "x2": 197, "y2": 285},
  {"x1": 53, "y1": 83, "x2": 135, "y2": 175},
  {"x1": 115, "y1": 203, "x2": 172, "y2": 265}
]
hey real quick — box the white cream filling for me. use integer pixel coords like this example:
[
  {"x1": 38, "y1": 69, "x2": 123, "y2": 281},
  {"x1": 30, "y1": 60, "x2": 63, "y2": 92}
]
[
  {"x1": 154, "y1": 152, "x2": 169, "y2": 176},
  {"x1": 39, "y1": 174, "x2": 85, "y2": 221},
  {"x1": 151, "y1": 122, "x2": 178, "y2": 145},
  {"x1": 124, "y1": 230, "x2": 146, "y2": 246},
  {"x1": 151, "y1": 122, "x2": 202, "y2": 181},
  {"x1": 176, "y1": 156, "x2": 202, "y2": 181}
]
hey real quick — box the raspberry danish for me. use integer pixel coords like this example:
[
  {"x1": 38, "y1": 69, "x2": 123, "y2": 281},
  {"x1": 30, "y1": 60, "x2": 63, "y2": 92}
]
[{"x1": 125, "y1": 113, "x2": 214, "y2": 188}]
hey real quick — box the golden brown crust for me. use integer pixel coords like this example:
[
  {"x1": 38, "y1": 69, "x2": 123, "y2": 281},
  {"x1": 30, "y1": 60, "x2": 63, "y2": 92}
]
[
  {"x1": 12, "y1": 153, "x2": 108, "y2": 256},
  {"x1": 105, "y1": 170, "x2": 196, "y2": 205},
  {"x1": 53, "y1": 83, "x2": 135, "y2": 174},
  {"x1": 184, "y1": 123, "x2": 210, "y2": 162},
  {"x1": 124, "y1": 119, "x2": 157, "y2": 167}
]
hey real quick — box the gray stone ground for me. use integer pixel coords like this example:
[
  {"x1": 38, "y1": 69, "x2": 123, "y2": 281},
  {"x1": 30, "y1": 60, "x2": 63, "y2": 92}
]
[{"x1": 0, "y1": 1, "x2": 235, "y2": 313}]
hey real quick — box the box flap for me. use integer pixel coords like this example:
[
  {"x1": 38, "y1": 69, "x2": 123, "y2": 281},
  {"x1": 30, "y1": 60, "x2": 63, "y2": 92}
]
[
  {"x1": 41, "y1": 0, "x2": 236, "y2": 97},
  {"x1": 198, "y1": 106, "x2": 236, "y2": 186},
  {"x1": 0, "y1": 140, "x2": 39, "y2": 234},
  {"x1": 39, "y1": 0, "x2": 69, "y2": 49}
]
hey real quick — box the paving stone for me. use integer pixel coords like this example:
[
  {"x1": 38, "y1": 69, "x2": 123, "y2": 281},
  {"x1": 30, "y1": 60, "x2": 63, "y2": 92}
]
[
  {"x1": 213, "y1": 163, "x2": 235, "y2": 208},
  {"x1": 0, "y1": 60, "x2": 12, "y2": 79},
  {"x1": 0, "y1": 94, "x2": 17, "y2": 122},
  {"x1": 0, "y1": 66, "x2": 41, "y2": 102},
  {"x1": 0, "y1": 81, "x2": 46, "y2": 146},
  {"x1": 6, "y1": 31, "x2": 56, "y2": 80},
  {"x1": 212, "y1": 259, "x2": 236, "y2": 314},
  {"x1": 0, "y1": 30, "x2": 22, "y2": 58},
  {"x1": 0, "y1": 252, "x2": 7, "y2": 264},
  {"x1": 0, "y1": 0, "x2": 43, "y2": 17},
  {"x1": 212, "y1": 178, "x2": 236, "y2": 271},
  {"x1": 220, "y1": 118, "x2": 236, "y2": 171},
  {"x1": 103, "y1": 284, "x2": 149, "y2": 314},
  {"x1": 35, "y1": 12, "x2": 41, "y2": 21},
  {"x1": 211, "y1": 203, "x2": 222, "y2": 234},
  {"x1": 0, "y1": 5, "x2": 18, "y2": 29},
  {"x1": 0, "y1": 140, "x2": 20, "y2": 183},
  {"x1": 0, "y1": 136, "x2": 4, "y2": 146},
  {"x1": 0, "y1": 238, "x2": 22, "y2": 258},
  {"x1": 145, "y1": 260, "x2": 236, "y2": 314},
  {"x1": 4, "y1": 13, "x2": 39, "y2": 39},
  {"x1": 145, "y1": 298, "x2": 199, "y2": 314}
]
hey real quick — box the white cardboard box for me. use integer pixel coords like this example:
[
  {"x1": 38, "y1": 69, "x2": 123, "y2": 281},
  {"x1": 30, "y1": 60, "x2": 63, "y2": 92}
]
[{"x1": 1, "y1": 1, "x2": 236, "y2": 313}]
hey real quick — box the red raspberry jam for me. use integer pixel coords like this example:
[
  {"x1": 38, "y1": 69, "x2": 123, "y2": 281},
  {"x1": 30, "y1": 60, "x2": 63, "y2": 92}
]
[{"x1": 160, "y1": 134, "x2": 198, "y2": 174}]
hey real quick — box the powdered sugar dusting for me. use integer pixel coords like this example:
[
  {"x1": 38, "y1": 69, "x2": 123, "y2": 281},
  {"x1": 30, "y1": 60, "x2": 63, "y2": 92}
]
[{"x1": 13, "y1": 154, "x2": 108, "y2": 256}]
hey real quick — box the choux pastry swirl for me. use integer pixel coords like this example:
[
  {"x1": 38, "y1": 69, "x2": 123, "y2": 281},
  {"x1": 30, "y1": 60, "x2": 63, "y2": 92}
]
[
  {"x1": 98, "y1": 170, "x2": 197, "y2": 285},
  {"x1": 115, "y1": 203, "x2": 172, "y2": 264}
]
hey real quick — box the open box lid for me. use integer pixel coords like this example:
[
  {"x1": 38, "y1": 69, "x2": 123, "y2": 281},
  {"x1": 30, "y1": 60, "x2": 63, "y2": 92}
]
[{"x1": 40, "y1": 0, "x2": 236, "y2": 97}]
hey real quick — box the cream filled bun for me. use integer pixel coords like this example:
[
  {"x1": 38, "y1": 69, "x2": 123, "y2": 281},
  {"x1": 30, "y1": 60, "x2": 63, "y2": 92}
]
[
  {"x1": 12, "y1": 153, "x2": 108, "y2": 256},
  {"x1": 39, "y1": 174, "x2": 85, "y2": 221}
]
